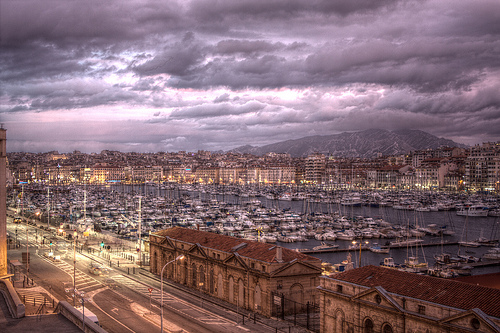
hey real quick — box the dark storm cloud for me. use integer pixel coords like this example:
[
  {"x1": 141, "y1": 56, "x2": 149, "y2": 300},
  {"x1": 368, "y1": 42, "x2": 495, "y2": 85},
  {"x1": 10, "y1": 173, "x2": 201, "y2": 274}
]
[
  {"x1": 1, "y1": 0, "x2": 499, "y2": 153},
  {"x1": 215, "y1": 40, "x2": 284, "y2": 55},
  {"x1": 188, "y1": 0, "x2": 399, "y2": 21},
  {"x1": 167, "y1": 101, "x2": 266, "y2": 119},
  {"x1": 0, "y1": 1, "x2": 186, "y2": 46},
  {"x1": 132, "y1": 44, "x2": 206, "y2": 77}
]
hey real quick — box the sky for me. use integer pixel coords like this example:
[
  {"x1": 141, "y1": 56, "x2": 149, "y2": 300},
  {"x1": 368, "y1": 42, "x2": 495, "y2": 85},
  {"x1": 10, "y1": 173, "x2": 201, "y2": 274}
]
[{"x1": 1, "y1": 0, "x2": 500, "y2": 153}]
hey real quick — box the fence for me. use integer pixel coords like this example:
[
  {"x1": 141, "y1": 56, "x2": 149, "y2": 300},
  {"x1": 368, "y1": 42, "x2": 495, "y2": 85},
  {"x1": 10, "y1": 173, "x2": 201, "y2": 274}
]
[{"x1": 271, "y1": 292, "x2": 320, "y2": 332}]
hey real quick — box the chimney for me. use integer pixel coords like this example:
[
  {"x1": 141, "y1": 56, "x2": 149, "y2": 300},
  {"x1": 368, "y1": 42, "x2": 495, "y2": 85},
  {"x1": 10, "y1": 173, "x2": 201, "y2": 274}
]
[{"x1": 276, "y1": 246, "x2": 283, "y2": 262}]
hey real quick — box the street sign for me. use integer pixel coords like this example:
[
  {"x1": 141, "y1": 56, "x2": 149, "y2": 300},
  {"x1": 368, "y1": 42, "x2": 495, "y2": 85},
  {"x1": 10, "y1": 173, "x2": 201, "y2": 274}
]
[{"x1": 148, "y1": 287, "x2": 153, "y2": 293}]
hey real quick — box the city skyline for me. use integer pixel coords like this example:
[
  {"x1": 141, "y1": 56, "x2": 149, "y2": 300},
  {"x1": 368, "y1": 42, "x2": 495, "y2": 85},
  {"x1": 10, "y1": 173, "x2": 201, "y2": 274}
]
[{"x1": 1, "y1": 0, "x2": 500, "y2": 154}]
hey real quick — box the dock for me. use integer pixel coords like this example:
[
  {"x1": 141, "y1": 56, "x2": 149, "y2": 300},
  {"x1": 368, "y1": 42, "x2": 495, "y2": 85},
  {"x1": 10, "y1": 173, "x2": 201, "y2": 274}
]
[{"x1": 296, "y1": 241, "x2": 460, "y2": 254}]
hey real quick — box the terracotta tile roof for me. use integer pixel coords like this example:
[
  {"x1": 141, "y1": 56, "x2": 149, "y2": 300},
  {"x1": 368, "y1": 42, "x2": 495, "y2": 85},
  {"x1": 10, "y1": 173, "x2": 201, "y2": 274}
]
[
  {"x1": 154, "y1": 226, "x2": 321, "y2": 264},
  {"x1": 453, "y1": 272, "x2": 500, "y2": 290},
  {"x1": 330, "y1": 265, "x2": 500, "y2": 318}
]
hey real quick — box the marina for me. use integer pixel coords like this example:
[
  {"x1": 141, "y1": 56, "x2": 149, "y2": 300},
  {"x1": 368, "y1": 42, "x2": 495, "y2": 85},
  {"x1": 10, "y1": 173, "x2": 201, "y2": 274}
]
[{"x1": 11, "y1": 182, "x2": 500, "y2": 277}]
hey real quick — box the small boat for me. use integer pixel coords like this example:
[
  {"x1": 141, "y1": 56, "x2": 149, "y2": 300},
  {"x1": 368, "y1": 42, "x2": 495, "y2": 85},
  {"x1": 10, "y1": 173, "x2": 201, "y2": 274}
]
[
  {"x1": 458, "y1": 241, "x2": 481, "y2": 248},
  {"x1": 456, "y1": 205, "x2": 489, "y2": 217},
  {"x1": 483, "y1": 248, "x2": 500, "y2": 260},
  {"x1": 369, "y1": 245, "x2": 390, "y2": 254},
  {"x1": 313, "y1": 242, "x2": 339, "y2": 251}
]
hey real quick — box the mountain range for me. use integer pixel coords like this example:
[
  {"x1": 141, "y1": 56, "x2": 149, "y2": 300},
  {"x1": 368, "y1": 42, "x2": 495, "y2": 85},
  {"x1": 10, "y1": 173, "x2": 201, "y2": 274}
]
[{"x1": 230, "y1": 129, "x2": 468, "y2": 158}]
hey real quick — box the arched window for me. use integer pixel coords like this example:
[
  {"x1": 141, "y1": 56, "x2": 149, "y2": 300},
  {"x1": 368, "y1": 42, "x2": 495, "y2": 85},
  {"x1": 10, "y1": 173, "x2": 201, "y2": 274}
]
[
  {"x1": 209, "y1": 269, "x2": 215, "y2": 293},
  {"x1": 335, "y1": 310, "x2": 344, "y2": 333},
  {"x1": 166, "y1": 254, "x2": 174, "y2": 279},
  {"x1": 364, "y1": 318, "x2": 374, "y2": 333},
  {"x1": 382, "y1": 323, "x2": 393, "y2": 333},
  {"x1": 254, "y1": 284, "x2": 262, "y2": 311},
  {"x1": 217, "y1": 273, "x2": 224, "y2": 298},
  {"x1": 228, "y1": 276, "x2": 234, "y2": 303},
  {"x1": 183, "y1": 260, "x2": 188, "y2": 284},
  {"x1": 238, "y1": 279, "x2": 245, "y2": 308},
  {"x1": 191, "y1": 263, "x2": 197, "y2": 287},
  {"x1": 290, "y1": 283, "x2": 304, "y2": 312},
  {"x1": 199, "y1": 265, "x2": 205, "y2": 291}
]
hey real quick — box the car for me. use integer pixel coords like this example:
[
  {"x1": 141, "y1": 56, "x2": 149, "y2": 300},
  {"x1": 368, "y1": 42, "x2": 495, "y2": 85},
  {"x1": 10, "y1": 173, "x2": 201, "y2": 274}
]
[
  {"x1": 13, "y1": 217, "x2": 22, "y2": 224},
  {"x1": 55, "y1": 240, "x2": 68, "y2": 250},
  {"x1": 88, "y1": 262, "x2": 109, "y2": 276}
]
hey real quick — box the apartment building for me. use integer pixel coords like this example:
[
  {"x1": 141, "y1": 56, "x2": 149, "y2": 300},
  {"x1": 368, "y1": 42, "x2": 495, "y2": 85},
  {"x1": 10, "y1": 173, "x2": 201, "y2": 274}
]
[
  {"x1": 305, "y1": 153, "x2": 326, "y2": 184},
  {"x1": 465, "y1": 142, "x2": 500, "y2": 191}
]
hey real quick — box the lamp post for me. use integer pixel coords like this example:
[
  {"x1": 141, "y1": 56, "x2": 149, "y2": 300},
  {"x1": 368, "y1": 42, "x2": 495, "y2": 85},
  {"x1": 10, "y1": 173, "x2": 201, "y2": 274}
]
[
  {"x1": 160, "y1": 255, "x2": 184, "y2": 332},
  {"x1": 352, "y1": 240, "x2": 369, "y2": 268},
  {"x1": 26, "y1": 211, "x2": 40, "y2": 274},
  {"x1": 73, "y1": 230, "x2": 78, "y2": 306}
]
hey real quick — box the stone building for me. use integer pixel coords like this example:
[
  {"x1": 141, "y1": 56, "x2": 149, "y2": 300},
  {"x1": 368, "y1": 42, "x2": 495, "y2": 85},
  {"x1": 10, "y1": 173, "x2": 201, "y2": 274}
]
[
  {"x1": 318, "y1": 265, "x2": 500, "y2": 333},
  {"x1": 149, "y1": 227, "x2": 322, "y2": 317}
]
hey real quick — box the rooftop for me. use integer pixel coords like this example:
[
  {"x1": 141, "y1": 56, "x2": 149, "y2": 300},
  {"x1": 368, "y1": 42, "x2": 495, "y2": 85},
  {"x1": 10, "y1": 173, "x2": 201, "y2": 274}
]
[
  {"x1": 327, "y1": 265, "x2": 500, "y2": 318},
  {"x1": 153, "y1": 227, "x2": 321, "y2": 264}
]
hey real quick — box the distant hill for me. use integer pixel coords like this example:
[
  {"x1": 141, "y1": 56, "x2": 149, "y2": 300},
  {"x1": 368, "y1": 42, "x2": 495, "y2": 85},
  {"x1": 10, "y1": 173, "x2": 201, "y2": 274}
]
[{"x1": 230, "y1": 129, "x2": 468, "y2": 158}]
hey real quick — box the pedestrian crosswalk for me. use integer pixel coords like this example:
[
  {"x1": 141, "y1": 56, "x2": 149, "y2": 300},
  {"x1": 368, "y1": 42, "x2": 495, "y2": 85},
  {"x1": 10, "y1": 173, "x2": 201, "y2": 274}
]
[
  {"x1": 40, "y1": 255, "x2": 103, "y2": 293},
  {"x1": 17, "y1": 289, "x2": 56, "y2": 309}
]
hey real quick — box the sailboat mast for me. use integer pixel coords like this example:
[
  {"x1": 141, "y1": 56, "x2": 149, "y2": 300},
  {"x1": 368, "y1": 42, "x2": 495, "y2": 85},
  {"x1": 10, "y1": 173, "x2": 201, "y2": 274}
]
[{"x1": 138, "y1": 196, "x2": 142, "y2": 267}]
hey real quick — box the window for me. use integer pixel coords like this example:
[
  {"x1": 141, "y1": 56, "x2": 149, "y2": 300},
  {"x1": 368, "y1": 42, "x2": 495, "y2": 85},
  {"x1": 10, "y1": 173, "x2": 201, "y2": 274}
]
[
  {"x1": 375, "y1": 294, "x2": 382, "y2": 304},
  {"x1": 337, "y1": 285, "x2": 343, "y2": 293},
  {"x1": 364, "y1": 318, "x2": 374, "y2": 333},
  {"x1": 382, "y1": 324, "x2": 393, "y2": 333},
  {"x1": 470, "y1": 318, "x2": 480, "y2": 330},
  {"x1": 418, "y1": 305, "x2": 426, "y2": 315}
]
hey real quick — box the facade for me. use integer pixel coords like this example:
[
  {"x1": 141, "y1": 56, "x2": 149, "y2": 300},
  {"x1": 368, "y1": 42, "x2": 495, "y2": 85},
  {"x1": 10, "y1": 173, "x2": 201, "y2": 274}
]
[
  {"x1": 319, "y1": 265, "x2": 500, "y2": 333},
  {"x1": 305, "y1": 153, "x2": 326, "y2": 184},
  {"x1": 366, "y1": 165, "x2": 410, "y2": 189},
  {"x1": 149, "y1": 227, "x2": 322, "y2": 317},
  {"x1": 194, "y1": 167, "x2": 219, "y2": 184},
  {"x1": 5, "y1": 142, "x2": 499, "y2": 193},
  {"x1": 91, "y1": 164, "x2": 126, "y2": 183},
  {"x1": 465, "y1": 142, "x2": 500, "y2": 192}
]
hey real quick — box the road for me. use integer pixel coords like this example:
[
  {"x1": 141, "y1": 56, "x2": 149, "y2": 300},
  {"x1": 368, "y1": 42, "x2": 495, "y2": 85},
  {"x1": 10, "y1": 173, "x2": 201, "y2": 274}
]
[{"x1": 6, "y1": 216, "x2": 290, "y2": 333}]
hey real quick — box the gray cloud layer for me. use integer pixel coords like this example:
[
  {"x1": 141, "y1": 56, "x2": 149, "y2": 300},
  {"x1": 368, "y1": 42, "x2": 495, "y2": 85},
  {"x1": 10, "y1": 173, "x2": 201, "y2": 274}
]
[{"x1": 1, "y1": 0, "x2": 499, "y2": 152}]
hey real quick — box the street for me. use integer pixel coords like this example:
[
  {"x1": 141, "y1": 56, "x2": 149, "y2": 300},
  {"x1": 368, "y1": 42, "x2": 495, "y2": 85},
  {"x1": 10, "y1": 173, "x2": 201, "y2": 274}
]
[{"x1": 6, "y1": 216, "x2": 294, "y2": 333}]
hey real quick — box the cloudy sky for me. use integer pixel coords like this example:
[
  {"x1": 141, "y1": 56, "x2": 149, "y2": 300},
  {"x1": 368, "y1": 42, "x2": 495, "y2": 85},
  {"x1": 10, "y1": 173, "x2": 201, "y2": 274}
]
[{"x1": 1, "y1": 0, "x2": 499, "y2": 153}]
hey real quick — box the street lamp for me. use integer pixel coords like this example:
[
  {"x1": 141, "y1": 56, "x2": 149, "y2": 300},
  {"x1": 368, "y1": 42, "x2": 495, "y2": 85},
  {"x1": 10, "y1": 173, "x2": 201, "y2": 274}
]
[
  {"x1": 161, "y1": 254, "x2": 184, "y2": 332},
  {"x1": 26, "y1": 210, "x2": 40, "y2": 274},
  {"x1": 73, "y1": 230, "x2": 78, "y2": 306},
  {"x1": 352, "y1": 240, "x2": 369, "y2": 268}
]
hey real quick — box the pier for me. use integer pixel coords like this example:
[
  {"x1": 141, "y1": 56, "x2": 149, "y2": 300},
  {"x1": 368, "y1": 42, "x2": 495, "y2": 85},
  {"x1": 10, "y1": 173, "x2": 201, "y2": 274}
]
[{"x1": 296, "y1": 241, "x2": 461, "y2": 254}]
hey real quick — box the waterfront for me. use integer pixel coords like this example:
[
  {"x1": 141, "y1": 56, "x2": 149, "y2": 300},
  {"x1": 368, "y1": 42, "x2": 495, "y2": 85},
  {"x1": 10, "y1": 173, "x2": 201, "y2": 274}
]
[{"x1": 11, "y1": 183, "x2": 500, "y2": 276}]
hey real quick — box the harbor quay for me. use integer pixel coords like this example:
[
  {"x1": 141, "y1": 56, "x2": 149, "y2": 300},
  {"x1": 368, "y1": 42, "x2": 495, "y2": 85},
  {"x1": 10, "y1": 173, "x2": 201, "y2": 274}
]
[
  {"x1": 9, "y1": 183, "x2": 500, "y2": 276},
  {"x1": 4, "y1": 180, "x2": 500, "y2": 333}
]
